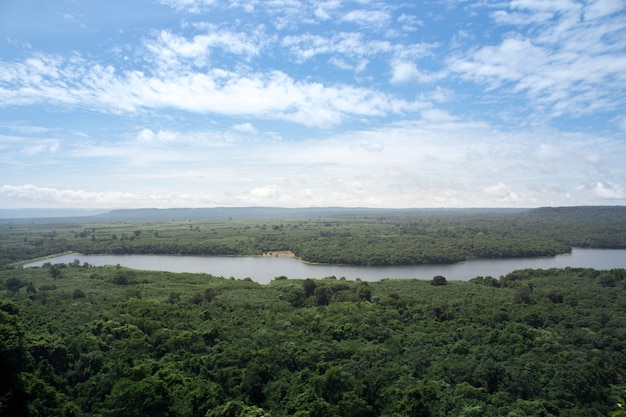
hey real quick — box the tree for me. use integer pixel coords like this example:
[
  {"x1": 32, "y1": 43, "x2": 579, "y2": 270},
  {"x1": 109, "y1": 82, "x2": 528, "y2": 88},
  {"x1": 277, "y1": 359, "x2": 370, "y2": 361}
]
[
  {"x1": 204, "y1": 287, "x2": 218, "y2": 303},
  {"x1": 0, "y1": 301, "x2": 28, "y2": 417},
  {"x1": 314, "y1": 287, "x2": 331, "y2": 306},
  {"x1": 100, "y1": 377, "x2": 170, "y2": 417},
  {"x1": 303, "y1": 279, "x2": 316, "y2": 297},
  {"x1": 356, "y1": 283, "x2": 372, "y2": 301},
  {"x1": 206, "y1": 401, "x2": 271, "y2": 417},
  {"x1": 515, "y1": 287, "x2": 532, "y2": 304},
  {"x1": 50, "y1": 266, "x2": 62, "y2": 279},
  {"x1": 431, "y1": 275, "x2": 447, "y2": 286},
  {"x1": 112, "y1": 270, "x2": 136, "y2": 285},
  {"x1": 596, "y1": 272, "x2": 616, "y2": 287},
  {"x1": 5, "y1": 277, "x2": 25, "y2": 293}
]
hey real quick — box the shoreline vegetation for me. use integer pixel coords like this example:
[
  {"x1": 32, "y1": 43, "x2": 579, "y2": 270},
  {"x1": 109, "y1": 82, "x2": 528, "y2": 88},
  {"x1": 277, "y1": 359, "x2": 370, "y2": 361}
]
[
  {"x1": 262, "y1": 250, "x2": 296, "y2": 258},
  {"x1": 10, "y1": 251, "x2": 76, "y2": 268},
  {"x1": 1, "y1": 206, "x2": 625, "y2": 269}
]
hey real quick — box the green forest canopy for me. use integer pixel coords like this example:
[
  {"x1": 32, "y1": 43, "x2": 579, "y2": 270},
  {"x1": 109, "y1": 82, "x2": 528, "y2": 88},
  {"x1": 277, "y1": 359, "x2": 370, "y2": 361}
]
[
  {"x1": 1, "y1": 264, "x2": 626, "y2": 416},
  {"x1": 2, "y1": 206, "x2": 626, "y2": 268}
]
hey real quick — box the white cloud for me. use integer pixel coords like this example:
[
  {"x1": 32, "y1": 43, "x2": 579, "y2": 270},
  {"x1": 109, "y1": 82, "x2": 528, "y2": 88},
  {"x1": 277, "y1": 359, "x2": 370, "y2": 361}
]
[
  {"x1": 390, "y1": 62, "x2": 417, "y2": 83},
  {"x1": 0, "y1": 183, "x2": 231, "y2": 208},
  {"x1": 451, "y1": 38, "x2": 547, "y2": 84},
  {"x1": 135, "y1": 129, "x2": 178, "y2": 144},
  {"x1": 145, "y1": 27, "x2": 265, "y2": 69},
  {"x1": 0, "y1": 184, "x2": 141, "y2": 206},
  {"x1": 281, "y1": 32, "x2": 392, "y2": 63},
  {"x1": 232, "y1": 123, "x2": 257, "y2": 134},
  {"x1": 328, "y1": 56, "x2": 369, "y2": 73},
  {"x1": 483, "y1": 182, "x2": 520, "y2": 202},
  {"x1": 313, "y1": 0, "x2": 341, "y2": 20},
  {"x1": 397, "y1": 13, "x2": 423, "y2": 31},
  {"x1": 420, "y1": 109, "x2": 456, "y2": 122},
  {"x1": 391, "y1": 61, "x2": 447, "y2": 84},
  {"x1": 249, "y1": 185, "x2": 280, "y2": 199},
  {"x1": 340, "y1": 9, "x2": 391, "y2": 29},
  {"x1": 21, "y1": 142, "x2": 60, "y2": 154},
  {"x1": 584, "y1": 0, "x2": 625, "y2": 20},
  {"x1": 508, "y1": 0, "x2": 581, "y2": 13},
  {"x1": 616, "y1": 115, "x2": 626, "y2": 132},
  {"x1": 158, "y1": 0, "x2": 216, "y2": 13},
  {"x1": 491, "y1": 10, "x2": 555, "y2": 26},
  {"x1": 358, "y1": 141, "x2": 384, "y2": 152},
  {"x1": 282, "y1": 32, "x2": 439, "y2": 81},
  {"x1": 2, "y1": 121, "x2": 625, "y2": 208},
  {"x1": 451, "y1": 0, "x2": 626, "y2": 117},
  {"x1": 0, "y1": 54, "x2": 424, "y2": 128},
  {"x1": 8, "y1": 124, "x2": 51, "y2": 134},
  {"x1": 591, "y1": 181, "x2": 624, "y2": 199}
]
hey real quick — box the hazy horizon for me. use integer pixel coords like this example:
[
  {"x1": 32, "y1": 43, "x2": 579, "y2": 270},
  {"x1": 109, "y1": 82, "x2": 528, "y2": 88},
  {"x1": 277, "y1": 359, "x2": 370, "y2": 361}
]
[
  {"x1": 3, "y1": 205, "x2": 623, "y2": 220},
  {"x1": 1, "y1": 0, "x2": 625, "y2": 209}
]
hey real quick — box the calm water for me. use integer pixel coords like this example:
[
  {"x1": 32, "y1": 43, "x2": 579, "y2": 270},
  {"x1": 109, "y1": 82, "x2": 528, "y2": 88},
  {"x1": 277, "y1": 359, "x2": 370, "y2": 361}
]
[{"x1": 24, "y1": 248, "x2": 626, "y2": 284}]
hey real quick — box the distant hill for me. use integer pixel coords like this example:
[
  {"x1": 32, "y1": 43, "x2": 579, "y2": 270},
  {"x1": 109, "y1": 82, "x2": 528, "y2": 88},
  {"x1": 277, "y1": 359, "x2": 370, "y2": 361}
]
[
  {"x1": 73, "y1": 206, "x2": 529, "y2": 222},
  {"x1": 3, "y1": 206, "x2": 625, "y2": 224},
  {"x1": 0, "y1": 206, "x2": 528, "y2": 224},
  {"x1": 91, "y1": 207, "x2": 338, "y2": 221},
  {"x1": 0, "y1": 208, "x2": 109, "y2": 220}
]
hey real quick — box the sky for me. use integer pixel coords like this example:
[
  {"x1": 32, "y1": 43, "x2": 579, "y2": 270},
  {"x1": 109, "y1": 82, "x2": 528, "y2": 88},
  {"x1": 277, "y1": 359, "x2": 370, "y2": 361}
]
[{"x1": 0, "y1": 0, "x2": 625, "y2": 209}]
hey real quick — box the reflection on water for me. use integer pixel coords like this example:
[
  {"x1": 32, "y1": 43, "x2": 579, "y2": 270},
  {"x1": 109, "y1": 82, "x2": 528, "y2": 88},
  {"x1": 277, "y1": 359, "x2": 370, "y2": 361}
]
[{"x1": 25, "y1": 248, "x2": 626, "y2": 285}]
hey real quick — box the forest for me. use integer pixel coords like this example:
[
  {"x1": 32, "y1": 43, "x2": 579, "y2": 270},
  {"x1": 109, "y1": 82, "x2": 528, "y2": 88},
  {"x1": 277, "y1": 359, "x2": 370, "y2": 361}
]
[
  {"x1": 1, "y1": 205, "x2": 626, "y2": 416},
  {"x1": 2, "y1": 206, "x2": 626, "y2": 268},
  {"x1": 2, "y1": 264, "x2": 626, "y2": 416}
]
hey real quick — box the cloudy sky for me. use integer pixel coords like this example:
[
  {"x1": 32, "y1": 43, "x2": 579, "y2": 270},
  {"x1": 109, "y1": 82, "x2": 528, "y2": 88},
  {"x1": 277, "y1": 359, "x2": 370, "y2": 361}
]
[{"x1": 1, "y1": 0, "x2": 625, "y2": 209}]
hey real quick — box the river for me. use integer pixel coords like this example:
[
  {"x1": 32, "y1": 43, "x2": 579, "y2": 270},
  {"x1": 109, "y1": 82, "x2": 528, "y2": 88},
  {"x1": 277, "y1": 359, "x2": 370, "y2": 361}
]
[{"x1": 23, "y1": 248, "x2": 626, "y2": 285}]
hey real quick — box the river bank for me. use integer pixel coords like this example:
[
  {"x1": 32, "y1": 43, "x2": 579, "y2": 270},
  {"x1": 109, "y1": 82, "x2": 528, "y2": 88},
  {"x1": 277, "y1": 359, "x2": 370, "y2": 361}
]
[{"x1": 23, "y1": 248, "x2": 626, "y2": 285}]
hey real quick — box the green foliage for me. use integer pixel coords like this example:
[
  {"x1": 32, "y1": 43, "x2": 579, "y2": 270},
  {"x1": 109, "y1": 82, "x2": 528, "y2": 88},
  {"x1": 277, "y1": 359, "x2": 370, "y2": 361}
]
[
  {"x1": 2, "y1": 206, "x2": 626, "y2": 267},
  {"x1": 1, "y1": 265, "x2": 625, "y2": 416},
  {"x1": 5, "y1": 277, "x2": 26, "y2": 292},
  {"x1": 431, "y1": 275, "x2": 447, "y2": 286},
  {"x1": 111, "y1": 269, "x2": 137, "y2": 285},
  {"x1": 206, "y1": 401, "x2": 271, "y2": 417},
  {"x1": 0, "y1": 300, "x2": 28, "y2": 416},
  {"x1": 614, "y1": 391, "x2": 626, "y2": 417},
  {"x1": 101, "y1": 377, "x2": 170, "y2": 417}
]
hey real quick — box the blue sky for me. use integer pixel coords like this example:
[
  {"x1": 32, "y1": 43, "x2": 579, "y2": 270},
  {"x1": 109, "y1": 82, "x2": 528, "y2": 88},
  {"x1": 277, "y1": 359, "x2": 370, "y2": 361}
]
[{"x1": 1, "y1": 0, "x2": 625, "y2": 209}]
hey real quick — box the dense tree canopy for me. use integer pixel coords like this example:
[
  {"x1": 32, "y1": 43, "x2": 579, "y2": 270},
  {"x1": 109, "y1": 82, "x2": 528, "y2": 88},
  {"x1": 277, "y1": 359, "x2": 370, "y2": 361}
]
[
  {"x1": 2, "y1": 206, "x2": 626, "y2": 268},
  {"x1": 1, "y1": 264, "x2": 626, "y2": 416}
]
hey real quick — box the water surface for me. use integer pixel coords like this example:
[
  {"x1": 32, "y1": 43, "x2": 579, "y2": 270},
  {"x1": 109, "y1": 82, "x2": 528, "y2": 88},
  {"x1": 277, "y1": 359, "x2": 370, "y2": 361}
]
[{"x1": 25, "y1": 248, "x2": 626, "y2": 284}]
